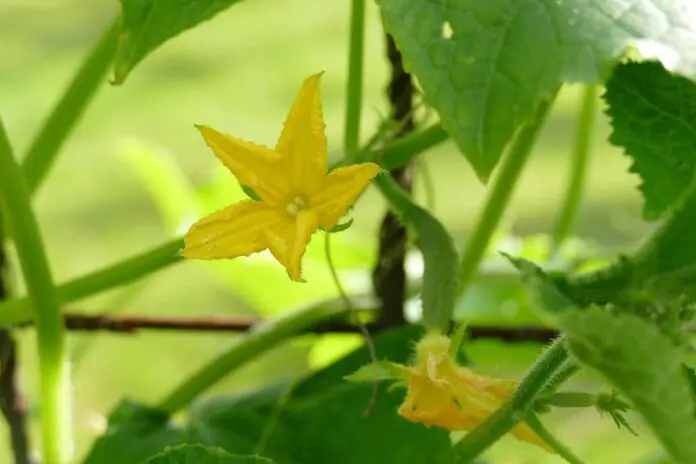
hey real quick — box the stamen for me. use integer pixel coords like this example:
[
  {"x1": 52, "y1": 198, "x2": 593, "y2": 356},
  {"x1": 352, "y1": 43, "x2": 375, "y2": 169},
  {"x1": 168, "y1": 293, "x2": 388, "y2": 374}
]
[
  {"x1": 286, "y1": 203, "x2": 300, "y2": 216},
  {"x1": 285, "y1": 196, "x2": 308, "y2": 217}
]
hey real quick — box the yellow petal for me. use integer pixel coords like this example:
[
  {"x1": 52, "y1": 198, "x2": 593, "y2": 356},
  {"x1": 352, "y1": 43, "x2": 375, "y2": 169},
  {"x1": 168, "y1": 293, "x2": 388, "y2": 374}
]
[
  {"x1": 275, "y1": 73, "x2": 328, "y2": 196},
  {"x1": 399, "y1": 370, "x2": 474, "y2": 430},
  {"x1": 183, "y1": 200, "x2": 284, "y2": 259},
  {"x1": 511, "y1": 423, "x2": 556, "y2": 453},
  {"x1": 197, "y1": 125, "x2": 289, "y2": 205},
  {"x1": 401, "y1": 332, "x2": 555, "y2": 454},
  {"x1": 311, "y1": 162, "x2": 381, "y2": 230},
  {"x1": 264, "y1": 210, "x2": 319, "y2": 282}
]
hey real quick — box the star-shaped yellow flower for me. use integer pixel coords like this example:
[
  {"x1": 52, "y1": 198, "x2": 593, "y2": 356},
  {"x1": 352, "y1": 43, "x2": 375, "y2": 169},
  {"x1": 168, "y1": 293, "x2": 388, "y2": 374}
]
[
  {"x1": 182, "y1": 73, "x2": 380, "y2": 282},
  {"x1": 398, "y1": 333, "x2": 553, "y2": 453}
]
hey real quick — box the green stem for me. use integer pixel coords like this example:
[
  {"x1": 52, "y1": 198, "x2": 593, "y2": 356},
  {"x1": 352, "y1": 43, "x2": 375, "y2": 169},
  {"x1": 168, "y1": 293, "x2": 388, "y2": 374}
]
[
  {"x1": 379, "y1": 124, "x2": 449, "y2": 169},
  {"x1": 158, "y1": 301, "x2": 348, "y2": 413},
  {"x1": 541, "y1": 361, "x2": 579, "y2": 395},
  {"x1": 454, "y1": 336, "x2": 568, "y2": 462},
  {"x1": 459, "y1": 93, "x2": 557, "y2": 294},
  {"x1": 22, "y1": 19, "x2": 120, "y2": 195},
  {"x1": 526, "y1": 413, "x2": 586, "y2": 464},
  {"x1": 337, "y1": 123, "x2": 449, "y2": 170},
  {"x1": 0, "y1": 120, "x2": 70, "y2": 462},
  {"x1": 551, "y1": 85, "x2": 597, "y2": 251},
  {"x1": 354, "y1": 123, "x2": 448, "y2": 167},
  {"x1": 344, "y1": 0, "x2": 366, "y2": 158},
  {"x1": 0, "y1": 238, "x2": 183, "y2": 327}
]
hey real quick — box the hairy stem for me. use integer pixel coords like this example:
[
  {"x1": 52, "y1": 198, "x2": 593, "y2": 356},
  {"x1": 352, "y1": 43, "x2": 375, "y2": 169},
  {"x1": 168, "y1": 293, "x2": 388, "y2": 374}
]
[
  {"x1": 22, "y1": 19, "x2": 119, "y2": 195},
  {"x1": 0, "y1": 121, "x2": 70, "y2": 462},
  {"x1": 344, "y1": 0, "x2": 366, "y2": 158},
  {"x1": 551, "y1": 85, "x2": 597, "y2": 251},
  {"x1": 459, "y1": 93, "x2": 557, "y2": 294},
  {"x1": 158, "y1": 302, "x2": 348, "y2": 413},
  {"x1": 454, "y1": 337, "x2": 568, "y2": 462}
]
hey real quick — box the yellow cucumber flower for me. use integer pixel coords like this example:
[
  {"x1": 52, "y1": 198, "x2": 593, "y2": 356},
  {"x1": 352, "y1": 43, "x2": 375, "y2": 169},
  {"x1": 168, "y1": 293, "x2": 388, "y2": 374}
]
[
  {"x1": 398, "y1": 333, "x2": 553, "y2": 453},
  {"x1": 183, "y1": 73, "x2": 381, "y2": 281}
]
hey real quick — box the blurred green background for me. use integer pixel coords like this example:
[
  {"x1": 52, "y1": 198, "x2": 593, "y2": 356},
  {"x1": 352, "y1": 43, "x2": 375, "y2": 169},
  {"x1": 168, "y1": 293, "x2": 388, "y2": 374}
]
[{"x1": 0, "y1": 0, "x2": 665, "y2": 463}]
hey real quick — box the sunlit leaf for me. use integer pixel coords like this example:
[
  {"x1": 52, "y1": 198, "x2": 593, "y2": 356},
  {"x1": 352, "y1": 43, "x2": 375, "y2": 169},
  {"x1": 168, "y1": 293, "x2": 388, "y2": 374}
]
[
  {"x1": 377, "y1": 0, "x2": 696, "y2": 180},
  {"x1": 605, "y1": 61, "x2": 696, "y2": 219}
]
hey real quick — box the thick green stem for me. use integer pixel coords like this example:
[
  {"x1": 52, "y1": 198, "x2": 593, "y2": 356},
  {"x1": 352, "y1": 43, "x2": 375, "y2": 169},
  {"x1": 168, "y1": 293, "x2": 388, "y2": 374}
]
[
  {"x1": 526, "y1": 413, "x2": 586, "y2": 464},
  {"x1": 0, "y1": 120, "x2": 70, "y2": 462},
  {"x1": 551, "y1": 85, "x2": 597, "y2": 251},
  {"x1": 459, "y1": 94, "x2": 557, "y2": 294},
  {"x1": 454, "y1": 336, "x2": 568, "y2": 462},
  {"x1": 158, "y1": 302, "x2": 348, "y2": 413},
  {"x1": 344, "y1": 0, "x2": 366, "y2": 158},
  {"x1": 0, "y1": 238, "x2": 183, "y2": 327},
  {"x1": 22, "y1": 19, "x2": 119, "y2": 195}
]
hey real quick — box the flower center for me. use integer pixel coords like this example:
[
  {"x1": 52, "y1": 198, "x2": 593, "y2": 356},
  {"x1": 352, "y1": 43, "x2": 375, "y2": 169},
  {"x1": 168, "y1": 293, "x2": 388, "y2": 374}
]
[{"x1": 285, "y1": 196, "x2": 309, "y2": 217}]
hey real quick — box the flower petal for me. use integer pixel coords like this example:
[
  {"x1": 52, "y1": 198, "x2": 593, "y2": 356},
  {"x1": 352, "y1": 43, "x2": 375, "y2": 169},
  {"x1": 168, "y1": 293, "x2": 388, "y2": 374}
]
[
  {"x1": 511, "y1": 423, "x2": 555, "y2": 453},
  {"x1": 183, "y1": 200, "x2": 284, "y2": 259},
  {"x1": 399, "y1": 371, "x2": 472, "y2": 430},
  {"x1": 400, "y1": 332, "x2": 554, "y2": 453},
  {"x1": 275, "y1": 73, "x2": 328, "y2": 195},
  {"x1": 264, "y1": 210, "x2": 319, "y2": 282},
  {"x1": 311, "y1": 162, "x2": 381, "y2": 230},
  {"x1": 197, "y1": 125, "x2": 289, "y2": 205}
]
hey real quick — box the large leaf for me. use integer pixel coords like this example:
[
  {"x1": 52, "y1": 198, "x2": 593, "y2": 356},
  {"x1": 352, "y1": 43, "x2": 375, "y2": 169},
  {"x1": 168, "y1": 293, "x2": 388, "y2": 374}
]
[
  {"x1": 375, "y1": 175, "x2": 460, "y2": 331},
  {"x1": 115, "y1": 0, "x2": 247, "y2": 84},
  {"x1": 605, "y1": 61, "x2": 696, "y2": 219},
  {"x1": 186, "y1": 325, "x2": 447, "y2": 464},
  {"x1": 377, "y1": 0, "x2": 696, "y2": 180},
  {"x1": 190, "y1": 383, "x2": 454, "y2": 464},
  {"x1": 147, "y1": 444, "x2": 276, "y2": 463},
  {"x1": 192, "y1": 380, "x2": 450, "y2": 459},
  {"x1": 512, "y1": 258, "x2": 696, "y2": 463},
  {"x1": 559, "y1": 308, "x2": 696, "y2": 463},
  {"x1": 188, "y1": 324, "x2": 453, "y2": 463},
  {"x1": 83, "y1": 326, "x2": 452, "y2": 464}
]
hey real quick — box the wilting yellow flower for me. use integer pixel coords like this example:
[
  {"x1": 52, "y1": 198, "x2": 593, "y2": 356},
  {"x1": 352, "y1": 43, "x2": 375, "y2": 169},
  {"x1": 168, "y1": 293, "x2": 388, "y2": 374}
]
[
  {"x1": 398, "y1": 332, "x2": 553, "y2": 453},
  {"x1": 183, "y1": 73, "x2": 381, "y2": 281}
]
